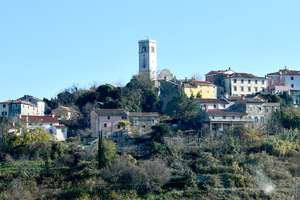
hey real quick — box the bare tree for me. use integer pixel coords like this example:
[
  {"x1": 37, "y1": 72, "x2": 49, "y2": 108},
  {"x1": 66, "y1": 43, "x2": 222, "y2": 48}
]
[{"x1": 190, "y1": 73, "x2": 203, "y2": 81}]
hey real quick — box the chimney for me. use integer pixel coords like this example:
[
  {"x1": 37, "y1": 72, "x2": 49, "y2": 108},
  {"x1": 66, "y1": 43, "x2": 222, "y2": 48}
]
[
  {"x1": 229, "y1": 67, "x2": 231, "y2": 70},
  {"x1": 174, "y1": 76, "x2": 176, "y2": 83},
  {"x1": 24, "y1": 95, "x2": 27, "y2": 99},
  {"x1": 185, "y1": 77, "x2": 187, "y2": 82},
  {"x1": 52, "y1": 113, "x2": 55, "y2": 118}
]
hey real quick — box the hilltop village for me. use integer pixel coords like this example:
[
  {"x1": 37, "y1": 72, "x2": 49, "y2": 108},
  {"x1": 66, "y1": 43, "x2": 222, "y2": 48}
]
[{"x1": 1, "y1": 39, "x2": 300, "y2": 199}]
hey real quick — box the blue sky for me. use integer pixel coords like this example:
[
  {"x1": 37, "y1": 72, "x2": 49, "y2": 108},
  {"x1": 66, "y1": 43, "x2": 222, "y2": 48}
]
[{"x1": 1, "y1": 1, "x2": 300, "y2": 100}]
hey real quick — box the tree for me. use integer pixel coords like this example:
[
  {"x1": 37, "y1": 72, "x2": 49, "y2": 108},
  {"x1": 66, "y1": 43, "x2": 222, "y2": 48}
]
[
  {"x1": 151, "y1": 124, "x2": 171, "y2": 143},
  {"x1": 4, "y1": 125, "x2": 53, "y2": 149},
  {"x1": 190, "y1": 73, "x2": 203, "y2": 81},
  {"x1": 98, "y1": 130, "x2": 105, "y2": 169},
  {"x1": 97, "y1": 133, "x2": 118, "y2": 168},
  {"x1": 281, "y1": 108, "x2": 300, "y2": 129},
  {"x1": 166, "y1": 87, "x2": 201, "y2": 123},
  {"x1": 264, "y1": 111, "x2": 283, "y2": 135},
  {"x1": 141, "y1": 89, "x2": 160, "y2": 112},
  {"x1": 57, "y1": 91, "x2": 75, "y2": 107},
  {"x1": 76, "y1": 91, "x2": 99, "y2": 108},
  {"x1": 279, "y1": 91, "x2": 294, "y2": 107},
  {"x1": 96, "y1": 85, "x2": 119, "y2": 102}
]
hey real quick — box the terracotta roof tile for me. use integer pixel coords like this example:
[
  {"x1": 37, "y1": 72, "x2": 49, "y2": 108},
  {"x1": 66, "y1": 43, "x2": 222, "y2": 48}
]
[
  {"x1": 194, "y1": 81, "x2": 213, "y2": 85},
  {"x1": 17, "y1": 115, "x2": 59, "y2": 123},
  {"x1": 228, "y1": 73, "x2": 266, "y2": 79},
  {"x1": 195, "y1": 98, "x2": 229, "y2": 104},
  {"x1": 268, "y1": 70, "x2": 300, "y2": 76},
  {"x1": 54, "y1": 125, "x2": 67, "y2": 128}
]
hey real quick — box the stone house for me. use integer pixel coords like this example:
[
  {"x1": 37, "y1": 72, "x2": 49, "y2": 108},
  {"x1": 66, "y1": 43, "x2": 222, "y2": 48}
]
[
  {"x1": 201, "y1": 94, "x2": 280, "y2": 132},
  {"x1": 52, "y1": 103, "x2": 78, "y2": 120},
  {"x1": 129, "y1": 112, "x2": 160, "y2": 137},
  {"x1": 90, "y1": 109, "x2": 160, "y2": 138}
]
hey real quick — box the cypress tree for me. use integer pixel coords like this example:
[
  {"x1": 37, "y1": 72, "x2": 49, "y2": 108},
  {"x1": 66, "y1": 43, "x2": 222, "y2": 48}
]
[{"x1": 98, "y1": 129, "x2": 104, "y2": 169}]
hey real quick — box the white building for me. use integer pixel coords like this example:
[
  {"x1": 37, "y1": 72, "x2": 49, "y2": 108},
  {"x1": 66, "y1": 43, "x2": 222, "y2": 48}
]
[
  {"x1": 0, "y1": 100, "x2": 37, "y2": 118},
  {"x1": 18, "y1": 95, "x2": 46, "y2": 115},
  {"x1": 139, "y1": 39, "x2": 157, "y2": 81},
  {"x1": 12, "y1": 115, "x2": 68, "y2": 141}
]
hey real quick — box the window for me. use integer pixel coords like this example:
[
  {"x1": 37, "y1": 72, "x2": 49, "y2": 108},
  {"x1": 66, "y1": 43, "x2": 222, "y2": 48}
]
[
  {"x1": 248, "y1": 87, "x2": 251, "y2": 91},
  {"x1": 241, "y1": 79, "x2": 244, "y2": 83},
  {"x1": 142, "y1": 46, "x2": 146, "y2": 52},
  {"x1": 265, "y1": 108, "x2": 269, "y2": 112},
  {"x1": 240, "y1": 116, "x2": 243, "y2": 119},
  {"x1": 255, "y1": 87, "x2": 258, "y2": 92},
  {"x1": 50, "y1": 124, "x2": 52, "y2": 126},
  {"x1": 223, "y1": 105, "x2": 226, "y2": 108},
  {"x1": 260, "y1": 116, "x2": 264, "y2": 123},
  {"x1": 190, "y1": 88, "x2": 193, "y2": 93},
  {"x1": 214, "y1": 105, "x2": 216, "y2": 108},
  {"x1": 122, "y1": 116, "x2": 127, "y2": 119},
  {"x1": 207, "y1": 90, "x2": 209, "y2": 94},
  {"x1": 200, "y1": 89, "x2": 202, "y2": 93},
  {"x1": 151, "y1": 118, "x2": 155, "y2": 125},
  {"x1": 255, "y1": 80, "x2": 258, "y2": 84},
  {"x1": 259, "y1": 107, "x2": 261, "y2": 111},
  {"x1": 241, "y1": 86, "x2": 244, "y2": 91},
  {"x1": 104, "y1": 123, "x2": 107, "y2": 127},
  {"x1": 274, "y1": 77, "x2": 276, "y2": 80},
  {"x1": 234, "y1": 79, "x2": 237, "y2": 83},
  {"x1": 248, "y1": 116, "x2": 252, "y2": 119},
  {"x1": 234, "y1": 86, "x2": 237, "y2": 91},
  {"x1": 222, "y1": 116, "x2": 226, "y2": 119},
  {"x1": 211, "y1": 115, "x2": 214, "y2": 119},
  {"x1": 118, "y1": 125, "x2": 121, "y2": 129},
  {"x1": 262, "y1": 80, "x2": 265, "y2": 84},
  {"x1": 2, "y1": 112, "x2": 7, "y2": 116},
  {"x1": 291, "y1": 84, "x2": 294, "y2": 88},
  {"x1": 248, "y1": 80, "x2": 251, "y2": 83},
  {"x1": 207, "y1": 76, "x2": 210, "y2": 79},
  {"x1": 151, "y1": 47, "x2": 154, "y2": 52},
  {"x1": 2, "y1": 104, "x2": 6, "y2": 108},
  {"x1": 282, "y1": 77, "x2": 284, "y2": 80},
  {"x1": 104, "y1": 132, "x2": 107, "y2": 136},
  {"x1": 254, "y1": 116, "x2": 258, "y2": 122},
  {"x1": 291, "y1": 77, "x2": 294, "y2": 80},
  {"x1": 107, "y1": 116, "x2": 110, "y2": 119},
  {"x1": 249, "y1": 107, "x2": 253, "y2": 111},
  {"x1": 232, "y1": 116, "x2": 235, "y2": 119},
  {"x1": 262, "y1": 87, "x2": 265, "y2": 92},
  {"x1": 133, "y1": 118, "x2": 138, "y2": 125},
  {"x1": 16, "y1": 104, "x2": 18, "y2": 108}
]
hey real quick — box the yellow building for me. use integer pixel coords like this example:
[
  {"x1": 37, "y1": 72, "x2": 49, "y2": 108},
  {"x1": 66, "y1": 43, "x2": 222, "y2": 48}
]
[{"x1": 183, "y1": 80, "x2": 217, "y2": 99}]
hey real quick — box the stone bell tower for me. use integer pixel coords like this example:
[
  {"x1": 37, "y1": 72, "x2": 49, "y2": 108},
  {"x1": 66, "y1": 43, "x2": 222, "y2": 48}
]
[{"x1": 138, "y1": 39, "x2": 157, "y2": 81}]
